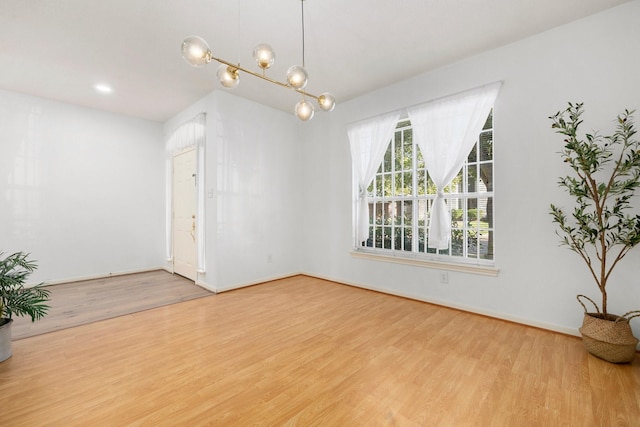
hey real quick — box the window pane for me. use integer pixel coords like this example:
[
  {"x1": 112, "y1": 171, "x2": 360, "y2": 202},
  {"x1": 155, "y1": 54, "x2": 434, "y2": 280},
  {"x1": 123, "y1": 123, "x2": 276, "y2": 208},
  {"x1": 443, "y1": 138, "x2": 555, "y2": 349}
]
[
  {"x1": 483, "y1": 110, "x2": 493, "y2": 130},
  {"x1": 403, "y1": 227, "x2": 412, "y2": 251},
  {"x1": 480, "y1": 229, "x2": 494, "y2": 260},
  {"x1": 482, "y1": 196, "x2": 493, "y2": 227},
  {"x1": 383, "y1": 173, "x2": 392, "y2": 197},
  {"x1": 451, "y1": 207, "x2": 462, "y2": 227},
  {"x1": 383, "y1": 144, "x2": 392, "y2": 172},
  {"x1": 394, "y1": 172, "x2": 402, "y2": 196},
  {"x1": 468, "y1": 197, "x2": 479, "y2": 228},
  {"x1": 403, "y1": 200, "x2": 412, "y2": 226},
  {"x1": 393, "y1": 201, "x2": 402, "y2": 225},
  {"x1": 374, "y1": 225, "x2": 383, "y2": 248},
  {"x1": 368, "y1": 202, "x2": 374, "y2": 224},
  {"x1": 403, "y1": 133, "x2": 412, "y2": 170},
  {"x1": 383, "y1": 226, "x2": 392, "y2": 249},
  {"x1": 467, "y1": 230, "x2": 479, "y2": 258},
  {"x1": 448, "y1": 169, "x2": 463, "y2": 194},
  {"x1": 394, "y1": 227, "x2": 403, "y2": 250},
  {"x1": 404, "y1": 127, "x2": 412, "y2": 144},
  {"x1": 394, "y1": 133, "x2": 402, "y2": 171},
  {"x1": 467, "y1": 163, "x2": 478, "y2": 193},
  {"x1": 416, "y1": 145, "x2": 424, "y2": 167},
  {"x1": 479, "y1": 163, "x2": 492, "y2": 192},
  {"x1": 375, "y1": 202, "x2": 384, "y2": 225},
  {"x1": 375, "y1": 175, "x2": 382, "y2": 197},
  {"x1": 480, "y1": 131, "x2": 492, "y2": 161},
  {"x1": 372, "y1": 226, "x2": 381, "y2": 248},
  {"x1": 451, "y1": 229, "x2": 464, "y2": 257},
  {"x1": 417, "y1": 199, "x2": 429, "y2": 227},
  {"x1": 381, "y1": 202, "x2": 390, "y2": 225},
  {"x1": 449, "y1": 197, "x2": 461, "y2": 216},
  {"x1": 467, "y1": 144, "x2": 477, "y2": 163},
  {"x1": 417, "y1": 168, "x2": 426, "y2": 196},
  {"x1": 403, "y1": 171, "x2": 412, "y2": 195}
]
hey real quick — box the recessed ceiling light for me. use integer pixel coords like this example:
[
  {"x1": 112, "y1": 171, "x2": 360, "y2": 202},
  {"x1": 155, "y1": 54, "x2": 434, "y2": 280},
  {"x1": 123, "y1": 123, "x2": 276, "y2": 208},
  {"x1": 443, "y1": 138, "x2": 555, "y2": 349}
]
[{"x1": 94, "y1": 83, "x2": 113, "y2": 94}]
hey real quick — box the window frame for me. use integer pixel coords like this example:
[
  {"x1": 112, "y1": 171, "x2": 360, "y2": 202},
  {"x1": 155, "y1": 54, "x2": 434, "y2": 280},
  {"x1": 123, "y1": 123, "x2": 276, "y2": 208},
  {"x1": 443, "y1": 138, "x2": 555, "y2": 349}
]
[{"x1": 353, "y1": 111, "x2": 497, "y2": 272}]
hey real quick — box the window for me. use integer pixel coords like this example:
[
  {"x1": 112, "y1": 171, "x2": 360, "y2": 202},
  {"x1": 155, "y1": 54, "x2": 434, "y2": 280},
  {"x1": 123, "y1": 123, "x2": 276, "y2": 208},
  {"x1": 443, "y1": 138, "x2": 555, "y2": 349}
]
[{"x1": 363, "y1": 111, "x2": 494, "y2": 264}]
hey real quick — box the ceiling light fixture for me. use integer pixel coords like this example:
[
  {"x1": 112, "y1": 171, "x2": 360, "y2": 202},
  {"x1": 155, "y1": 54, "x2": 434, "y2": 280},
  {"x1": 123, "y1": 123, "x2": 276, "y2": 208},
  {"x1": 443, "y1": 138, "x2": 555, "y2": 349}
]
[
  {"x1": 181, "y1": 0, "x2": 335, "y2": 121},
  {"x1": 94, "y1": 83, "x2": 113, "y2": 94}
]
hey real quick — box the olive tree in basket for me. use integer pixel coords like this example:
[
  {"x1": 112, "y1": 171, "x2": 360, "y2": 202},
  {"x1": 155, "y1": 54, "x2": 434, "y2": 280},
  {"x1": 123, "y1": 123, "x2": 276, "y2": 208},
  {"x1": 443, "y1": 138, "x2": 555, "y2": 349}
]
[{"x1": 549, "y1": 102, "x2": 640, "y2": 363}]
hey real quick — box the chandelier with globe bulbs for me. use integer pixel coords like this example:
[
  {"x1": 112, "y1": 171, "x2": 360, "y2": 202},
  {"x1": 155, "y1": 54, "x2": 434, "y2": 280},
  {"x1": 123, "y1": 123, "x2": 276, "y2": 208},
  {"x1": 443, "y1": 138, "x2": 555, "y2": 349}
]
[{"x1": 180, "y1": 0, "x2": 335, "y2": 121}]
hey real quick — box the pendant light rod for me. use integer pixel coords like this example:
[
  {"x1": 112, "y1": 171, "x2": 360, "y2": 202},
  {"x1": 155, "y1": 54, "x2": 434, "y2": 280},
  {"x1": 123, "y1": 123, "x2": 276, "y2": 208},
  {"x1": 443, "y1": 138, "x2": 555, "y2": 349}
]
[
  {"x1": 301, "y1": 0, "x2": 306, "y2": 68},
  {"x1": 210, "y1": 54, "x2": 320, "y2": 101}
]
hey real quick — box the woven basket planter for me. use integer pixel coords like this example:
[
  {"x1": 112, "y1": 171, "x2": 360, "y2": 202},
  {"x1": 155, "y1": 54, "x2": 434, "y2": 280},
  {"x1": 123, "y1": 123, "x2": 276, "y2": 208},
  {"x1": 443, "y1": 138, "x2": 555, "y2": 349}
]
[{"x1": 577, "y1": 295, "x2": 640, "y2": 363}]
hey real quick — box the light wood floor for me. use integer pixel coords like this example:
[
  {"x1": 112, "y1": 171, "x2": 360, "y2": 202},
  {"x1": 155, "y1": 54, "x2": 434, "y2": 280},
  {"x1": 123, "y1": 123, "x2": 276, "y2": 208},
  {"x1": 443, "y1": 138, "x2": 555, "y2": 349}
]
[
  {"x1": 11, "y1": 270, "x2": 212, "y2": 339},
  {"x1": 1, "y1": 275, "x2": 639, "y2": 426}
]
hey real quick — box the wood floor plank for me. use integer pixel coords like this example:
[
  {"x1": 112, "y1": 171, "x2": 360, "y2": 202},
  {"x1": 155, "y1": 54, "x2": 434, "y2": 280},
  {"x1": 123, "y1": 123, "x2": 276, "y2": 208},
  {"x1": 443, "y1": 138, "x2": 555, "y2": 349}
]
[
  {"x1": 10, "y1": 270, "x2": 212, "y2": 339},
  {"x1": 1, "y1": 275, "x2": 639, "y2": 426}
]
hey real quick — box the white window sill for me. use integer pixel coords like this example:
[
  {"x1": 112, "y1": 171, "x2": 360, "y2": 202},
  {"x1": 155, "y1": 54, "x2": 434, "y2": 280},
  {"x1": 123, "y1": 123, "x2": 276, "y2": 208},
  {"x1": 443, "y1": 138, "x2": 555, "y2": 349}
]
[{"x1": 350, "y1": 249, "x2": 499, "y2": 277}]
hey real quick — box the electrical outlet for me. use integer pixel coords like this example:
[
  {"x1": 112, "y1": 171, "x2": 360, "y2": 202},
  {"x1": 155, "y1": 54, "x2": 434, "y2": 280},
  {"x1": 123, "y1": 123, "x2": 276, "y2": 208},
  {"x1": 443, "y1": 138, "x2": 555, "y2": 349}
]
[{"x1": 440, "y1": 272, "x2": 449, "y2": 284}]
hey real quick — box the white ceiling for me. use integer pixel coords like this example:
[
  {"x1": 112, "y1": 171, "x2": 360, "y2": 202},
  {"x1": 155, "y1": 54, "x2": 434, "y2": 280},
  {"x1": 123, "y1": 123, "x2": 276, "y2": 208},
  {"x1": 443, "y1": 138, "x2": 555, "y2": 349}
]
[{"x1": 0, "y1": 0, "x2": 631, "y2": 122}]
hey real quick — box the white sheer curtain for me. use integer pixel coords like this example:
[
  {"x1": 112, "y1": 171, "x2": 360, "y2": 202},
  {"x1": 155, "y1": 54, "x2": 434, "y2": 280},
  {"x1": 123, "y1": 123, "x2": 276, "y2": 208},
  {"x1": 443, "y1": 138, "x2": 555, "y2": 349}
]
[
  {"x1": 407, "y1": 82, "x2": 501, "y2": 250},
  {"x1": 165, "y1": 113, "x2": 207, "y2": 273},
  {"x1": 348, "y1": 111, "x2": 401, "y2": 244}
]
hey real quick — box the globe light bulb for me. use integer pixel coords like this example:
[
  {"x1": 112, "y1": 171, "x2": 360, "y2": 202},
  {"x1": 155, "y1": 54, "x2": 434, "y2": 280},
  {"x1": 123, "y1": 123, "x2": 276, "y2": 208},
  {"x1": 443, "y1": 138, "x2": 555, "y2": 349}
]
[
  {"x1": 295, "y1": 99, "x2": 315, "y2": 121},
  {"x1": 181, "y1": 36, "x2": 212, "y2": 67},
  {"x1": 318, "y1": 93, "x2": 336, "y2": 112},
  {"x1": 216, "y1": 65, "x2": 239, "y2": 88},
  {"x1": 253, "y1": 44, "x2": 275, "y2": 69},
  {"x1": 286, "y1": 65, "x2": 308, "y2": 90}
]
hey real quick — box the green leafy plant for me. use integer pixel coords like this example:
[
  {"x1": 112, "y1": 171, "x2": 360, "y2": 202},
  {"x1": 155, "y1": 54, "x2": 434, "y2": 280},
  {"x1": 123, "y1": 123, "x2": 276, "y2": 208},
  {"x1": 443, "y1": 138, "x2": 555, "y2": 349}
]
[
  {"x1": 549, "y1": 102, "x2": 640, "y2": 318},
  {"x1": 0, "y1": 252, "x2": 50, "y2": 325}
]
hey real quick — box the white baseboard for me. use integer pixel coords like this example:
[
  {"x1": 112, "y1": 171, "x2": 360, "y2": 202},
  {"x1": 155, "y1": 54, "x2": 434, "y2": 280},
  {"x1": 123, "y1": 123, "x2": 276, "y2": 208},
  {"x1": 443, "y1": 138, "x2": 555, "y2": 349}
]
[
  {"x1": 195, "y1": 279, "x2": 217, "y2": 293},
  {"x1": 44, "y1": 266, "x2": 165, "y2": 287},
  {"x1": 215, "y1": 272, "x2": 303, "y2": 293},
  {"x1": 303, "y1": 272, "x2": 582, "y2": 338}
]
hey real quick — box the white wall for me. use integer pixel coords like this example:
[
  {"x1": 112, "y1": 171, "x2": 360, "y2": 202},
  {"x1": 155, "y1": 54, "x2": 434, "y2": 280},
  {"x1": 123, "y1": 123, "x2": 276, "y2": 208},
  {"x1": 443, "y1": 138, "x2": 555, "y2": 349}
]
[
  {"x1": 301, "y1": 1, "x2": 640, "y2": 338},
  {"x1": 4, "y1": 0, "x2": 637, "y2": 340},
  {"x1": 0, "y1": 89, "x2": 165, "y2": 284},
  {"x1": 163, "y1": 90, "x2": 303, "y2": 291}
]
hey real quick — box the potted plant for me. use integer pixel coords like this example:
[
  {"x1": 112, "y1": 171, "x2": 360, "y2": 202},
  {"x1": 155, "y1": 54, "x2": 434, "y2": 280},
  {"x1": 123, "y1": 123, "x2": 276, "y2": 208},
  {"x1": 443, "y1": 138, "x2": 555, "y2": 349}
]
[
  {"x1": 0, "y1": 251, "x2": 51, "y2": 362},
  {"x1": 549, "y1": 102, "x2": 640, "y2": 363}
]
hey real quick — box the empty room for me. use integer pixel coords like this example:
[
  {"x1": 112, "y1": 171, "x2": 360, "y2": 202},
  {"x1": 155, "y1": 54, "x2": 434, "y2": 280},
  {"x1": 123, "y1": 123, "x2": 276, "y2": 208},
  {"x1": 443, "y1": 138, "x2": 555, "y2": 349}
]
[{"x1": 1, "y1": 0, "x2": 639, "y2": 425}]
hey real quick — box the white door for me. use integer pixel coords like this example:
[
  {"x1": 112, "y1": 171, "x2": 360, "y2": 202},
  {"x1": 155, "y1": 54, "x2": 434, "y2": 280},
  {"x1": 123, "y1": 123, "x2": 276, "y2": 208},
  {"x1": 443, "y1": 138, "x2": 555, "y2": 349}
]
[{"x1": 172, "y1": 148, "x2": 197, "y2": 281}]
